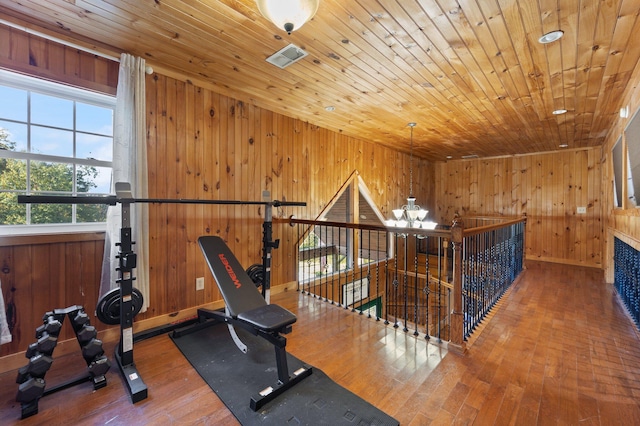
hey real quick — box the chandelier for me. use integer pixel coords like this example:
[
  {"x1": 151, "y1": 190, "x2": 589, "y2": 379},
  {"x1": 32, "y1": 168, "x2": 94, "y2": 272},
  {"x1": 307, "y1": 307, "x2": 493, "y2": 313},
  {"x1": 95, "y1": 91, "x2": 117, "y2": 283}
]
[
  {"x1": 256, "y1": 0, "x2": 320, "y2": 34},
  {"x1": 387, "y1": 123, "x2": 437, "y2": 230}
]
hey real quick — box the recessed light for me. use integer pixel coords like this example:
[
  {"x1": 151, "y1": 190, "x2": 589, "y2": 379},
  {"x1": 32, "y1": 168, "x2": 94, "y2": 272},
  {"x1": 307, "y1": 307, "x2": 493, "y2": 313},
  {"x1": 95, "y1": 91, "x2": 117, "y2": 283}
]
[
  {"x1": 325, "y1": 106, "x2": 335, "y2": 112},
  {"x1": 620, "y1": 106, "x2": 630, "y2": 118},
  {"x1": 553, "y1": 109, "x2": 567, "y2": 115},
  {"x1": 538, "y1": 30, "x2": 564, "y2": 44},
  {"x1": 559, "y1": 144, "x2": 569, "y2": 148},
  {"x1": 446, "y1": 155, "x2": 453, "y2": 159}
]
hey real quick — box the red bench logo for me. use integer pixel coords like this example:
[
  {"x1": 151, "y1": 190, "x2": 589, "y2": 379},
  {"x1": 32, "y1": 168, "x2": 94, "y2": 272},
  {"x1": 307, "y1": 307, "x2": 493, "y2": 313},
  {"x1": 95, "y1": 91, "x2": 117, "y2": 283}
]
[{"x1": 219, "y1": 253, "x2": 242, "y2": 289}]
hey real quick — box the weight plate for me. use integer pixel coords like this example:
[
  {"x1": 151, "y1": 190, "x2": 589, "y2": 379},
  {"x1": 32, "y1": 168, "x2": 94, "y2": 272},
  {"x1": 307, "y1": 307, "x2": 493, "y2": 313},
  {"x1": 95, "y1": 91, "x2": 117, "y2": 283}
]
[
  {"x1": 96, "y1": 287, "x2": 143, "y2": 325},
  {"x1": 246, "y1": 263, "x2": 264, "y2": 288}
]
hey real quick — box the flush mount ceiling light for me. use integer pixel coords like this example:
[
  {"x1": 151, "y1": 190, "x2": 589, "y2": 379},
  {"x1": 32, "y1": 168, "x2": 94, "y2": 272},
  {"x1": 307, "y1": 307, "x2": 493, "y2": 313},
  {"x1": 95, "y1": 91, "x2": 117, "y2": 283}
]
[
  {"x1": 553, "y1": 108, "x2": 568, "y2": 115},
  {"x1": 256, "y1": 0, "x2": 320, "y2": 34},
  {"x1": 538, "y1": 30, "x2": 564, "y2": 44}
]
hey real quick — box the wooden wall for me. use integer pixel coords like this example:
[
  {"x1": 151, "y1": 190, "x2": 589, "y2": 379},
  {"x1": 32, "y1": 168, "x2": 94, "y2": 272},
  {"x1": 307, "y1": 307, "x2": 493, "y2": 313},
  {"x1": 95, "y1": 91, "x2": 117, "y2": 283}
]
[
  {"x1": 0, "y1": 24, "x2": 432, "y2": 358},
  {"x1": 0, "y1": 234, "x2": 105, "y2": 357},
  {"x1": 0, "y1": 24, "x2": 118, "y2": 95},
  {"x1": 142, "y1": 73, "x2": 434, "y2": 318},
  {"x1": 434, "y1": 148, "x2": 604, "y2": 267},
  {"x1": 0, "y1": 25, "x2": 118, "y2": 360},
  {"x1": 600, "y1": 47, "x2": 640, "y2": 282},
  {"x1": 2, "y1": 15, "x2": 637, "y2": 362}
]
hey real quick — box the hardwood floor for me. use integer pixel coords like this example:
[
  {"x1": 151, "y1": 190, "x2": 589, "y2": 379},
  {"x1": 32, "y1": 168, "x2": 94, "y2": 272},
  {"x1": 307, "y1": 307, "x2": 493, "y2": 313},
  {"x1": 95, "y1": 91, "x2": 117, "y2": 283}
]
[{"x1": 1, "y1": 260, "x2": 640, "y2": 425}]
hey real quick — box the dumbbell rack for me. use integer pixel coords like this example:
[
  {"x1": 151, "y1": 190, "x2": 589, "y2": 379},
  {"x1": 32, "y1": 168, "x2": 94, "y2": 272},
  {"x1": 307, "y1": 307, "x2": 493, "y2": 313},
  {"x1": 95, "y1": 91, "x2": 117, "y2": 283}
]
[{"x1": 15, "y1": 305, "x2": 110, "y2": 419}]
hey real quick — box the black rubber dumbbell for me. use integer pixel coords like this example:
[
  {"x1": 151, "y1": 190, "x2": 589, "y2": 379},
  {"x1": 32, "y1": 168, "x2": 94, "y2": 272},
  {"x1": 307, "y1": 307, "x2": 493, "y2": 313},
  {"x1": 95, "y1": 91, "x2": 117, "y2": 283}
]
[
  {"x1": 82, "y1": 338, "x2": 105, "y2": 361},
  {"x1": 16, "y1": 377, "x2": 45, "y2": 403},
  {"x1": 72, "y1": 310, "x2": 90, "y2": 331},
  {"x1": 88, "y1": 355, "x2": 111, "y2": 378},
  {"x1": 25, "y1": 333, "x2": 58, "y2": 358},
  {"x1": 76, "y1": 325, "x2": 97, "y2": 345},
  {"x1": 36, "y1": 316, "x2": 63, "y2": 338},
  {"x1": 16, "y1": 353, "x2": 53, "y2": 382}
]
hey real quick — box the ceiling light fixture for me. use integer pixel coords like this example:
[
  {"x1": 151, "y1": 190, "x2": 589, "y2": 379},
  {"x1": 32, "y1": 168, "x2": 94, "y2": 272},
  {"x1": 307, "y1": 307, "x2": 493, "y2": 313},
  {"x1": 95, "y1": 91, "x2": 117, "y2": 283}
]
[
  {"x1": 620, "y1": 106, "x2": 630, "y2": 118},
  {"x1": 538, "y1": 30, "x2": 564, "y2": 44},
  {"x1": 553, "y1": 108, "x2": 567, "y2": 115},
  {"x1": 256, "y1": 0, "x2": 320, "y2": 34},
  {"x1": 386, "y1": 123, "x2": 436, "y2": 230}
]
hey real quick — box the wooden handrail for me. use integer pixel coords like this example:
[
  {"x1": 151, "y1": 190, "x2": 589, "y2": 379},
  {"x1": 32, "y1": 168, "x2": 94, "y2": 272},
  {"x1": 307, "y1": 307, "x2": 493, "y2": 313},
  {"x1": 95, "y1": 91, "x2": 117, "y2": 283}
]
[{"x1": 461, "y1": 216, "x2": 527, "y2": 238}]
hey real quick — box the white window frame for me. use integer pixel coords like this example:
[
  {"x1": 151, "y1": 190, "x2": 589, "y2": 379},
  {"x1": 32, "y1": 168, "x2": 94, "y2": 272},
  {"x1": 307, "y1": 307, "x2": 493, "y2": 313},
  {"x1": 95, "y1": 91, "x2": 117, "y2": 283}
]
[{"x1": 0, "y1": 69, "x2": 115, "y2": 235}]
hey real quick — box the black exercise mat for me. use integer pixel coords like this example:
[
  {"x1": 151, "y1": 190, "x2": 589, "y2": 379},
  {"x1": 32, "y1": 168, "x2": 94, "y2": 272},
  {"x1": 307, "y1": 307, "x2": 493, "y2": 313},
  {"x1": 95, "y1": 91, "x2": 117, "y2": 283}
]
[{"x1": 170, "y1": 323, "x2": 399, "y2": 425}]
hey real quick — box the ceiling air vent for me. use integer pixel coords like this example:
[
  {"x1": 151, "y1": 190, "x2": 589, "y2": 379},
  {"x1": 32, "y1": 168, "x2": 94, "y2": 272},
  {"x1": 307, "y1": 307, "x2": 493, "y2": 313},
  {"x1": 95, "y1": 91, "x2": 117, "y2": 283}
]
[
  {"x1": 462, "y1": 154, "x2": 479, "y2": 159},
  {"x1": 266, "y1": 44, "x2": 308, "y2": 69}
]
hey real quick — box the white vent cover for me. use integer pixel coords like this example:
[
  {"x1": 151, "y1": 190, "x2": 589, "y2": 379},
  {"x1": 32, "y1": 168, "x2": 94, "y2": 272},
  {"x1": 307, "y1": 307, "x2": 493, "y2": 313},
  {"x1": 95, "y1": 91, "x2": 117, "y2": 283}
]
[{"x1": 266, "y1": 44, "x2": 308, "y2": 69}]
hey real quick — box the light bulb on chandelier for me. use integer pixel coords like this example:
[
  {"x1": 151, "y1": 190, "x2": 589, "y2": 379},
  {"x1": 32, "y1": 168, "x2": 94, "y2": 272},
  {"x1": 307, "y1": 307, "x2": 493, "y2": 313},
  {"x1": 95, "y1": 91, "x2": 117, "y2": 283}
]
[{"x1": 386, "y1": 123, "x2": 437, "y2": 230}]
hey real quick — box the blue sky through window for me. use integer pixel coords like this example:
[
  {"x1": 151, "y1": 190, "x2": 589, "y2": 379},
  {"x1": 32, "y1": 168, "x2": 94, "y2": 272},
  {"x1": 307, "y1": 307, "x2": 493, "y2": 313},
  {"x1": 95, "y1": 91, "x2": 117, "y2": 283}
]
[{"x1": 0, "y1": 83, "x2": 114, "y2": 194}]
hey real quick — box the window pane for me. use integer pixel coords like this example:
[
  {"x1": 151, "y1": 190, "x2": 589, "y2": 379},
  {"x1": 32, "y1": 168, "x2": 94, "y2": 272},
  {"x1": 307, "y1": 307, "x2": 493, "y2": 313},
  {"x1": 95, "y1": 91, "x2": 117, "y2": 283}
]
[
  {"x1": 626, "y1": 109, "x2": 640, "y2": 207},
  {"x1": 77, "y1": 133, "x2": 113, "y2": 161},
  {"x1": 612, "y1": 137, "x2": 623, "y2": 207},
  {"x1": 76, "y1": 103, "x2": 113, "y2": 136},
  {"x1": 0, "y1": 158, "x2": 27, "y2": 190},
  {"x1": 31, "y1": 92, "x2": 73, "y2": 129},
  {"x1": 31, "y1": 202, "x2": 72, "y2": 224},
  {"x1": 0, "y1": 86, "x2": 27, "y2": 122},
  {"x1": 30, "y1": 161, "x2": 73, "y2": 192},
  {"x1": 77, "y1": 165, "x2": 112, "y2": 193},
  {"x1": 0, "y1": 70, "x2": 114, "y2": 229},
  {"x1": 31, "y1": 126, "x2": 73, "y2": 157},
  {"x1": 0, "y1": 192, "x2": 26, "y2": 225},
  {"x1": 0, "y1": 121, "x2": 28, "y2": 152},
  {"x1": 77, "y1": 204, "x2": 108, "y2": 223}
]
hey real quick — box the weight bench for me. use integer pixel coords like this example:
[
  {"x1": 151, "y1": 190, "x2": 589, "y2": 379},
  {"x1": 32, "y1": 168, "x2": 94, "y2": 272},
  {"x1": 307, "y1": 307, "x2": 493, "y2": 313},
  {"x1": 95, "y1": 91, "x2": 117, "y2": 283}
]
[{"x1": 195, "y1": 236, "x2": 312, "y2": 411}]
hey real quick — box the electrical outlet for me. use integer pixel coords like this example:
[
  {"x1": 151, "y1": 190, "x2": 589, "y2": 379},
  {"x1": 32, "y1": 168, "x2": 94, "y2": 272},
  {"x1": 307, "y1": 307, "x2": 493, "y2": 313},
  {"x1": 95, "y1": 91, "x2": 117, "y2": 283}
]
[
  {"x1": 196, "y1": 277, "x2": 205, "y2": 291},
  {"x1": 577, "y1": 206, "x2": 587, "y2": 214}
]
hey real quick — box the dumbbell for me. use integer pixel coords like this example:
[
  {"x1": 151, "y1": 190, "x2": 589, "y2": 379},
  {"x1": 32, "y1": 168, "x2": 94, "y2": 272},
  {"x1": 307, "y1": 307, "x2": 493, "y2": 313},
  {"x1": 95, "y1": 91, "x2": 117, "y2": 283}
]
[
  {"x1": 76, "y1": 325, "x2": 97, "y2": 345},
  {"x1": 16, "y1": 354, "x2": 53, "y2": 383},
  {"x1": 82, "y1": 338, "x2": 105, "y2": 361},
  {"x1": 88, "y1": 355, "x2": 111, "y2": 378},
  {"x1": 25, "y1": 333, "x2": 58, "y2": 357},
  {"x1": 72, "y1": 310, "x2": 90, "y2": 331},
  {"x1": 36, "y1": 315, "x2": 62, "y2": 338},
  {"x1": 16, "y1": 377, "x2": 45, "y2": 403}
]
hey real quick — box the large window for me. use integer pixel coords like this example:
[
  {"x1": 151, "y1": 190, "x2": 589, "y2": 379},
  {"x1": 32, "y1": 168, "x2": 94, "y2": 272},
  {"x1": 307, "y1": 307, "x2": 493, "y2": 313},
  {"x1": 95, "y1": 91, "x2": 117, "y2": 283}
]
[
  {"x1": 0, "y1": 70, "x2": 115, "y2": 233},
  {"x1": 626, "y1": 108, "x2": 640, "y2": 207},
  {"x1": 298, "y1": 181, "x2": 389, "y2": 282}
]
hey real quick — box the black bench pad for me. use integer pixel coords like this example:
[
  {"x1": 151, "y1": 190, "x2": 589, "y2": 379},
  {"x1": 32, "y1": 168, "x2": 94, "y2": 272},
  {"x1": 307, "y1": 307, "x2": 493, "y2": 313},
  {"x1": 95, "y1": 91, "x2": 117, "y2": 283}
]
[
  {"x1": 198, "y1": 236, "x2": 296, "y2": 332},
  {"x1": 237, "y1": 304, "x2": 296, "y2": 332},
  {"x1": 198, "y1": 236, "x2": 270, "y2": 318}
]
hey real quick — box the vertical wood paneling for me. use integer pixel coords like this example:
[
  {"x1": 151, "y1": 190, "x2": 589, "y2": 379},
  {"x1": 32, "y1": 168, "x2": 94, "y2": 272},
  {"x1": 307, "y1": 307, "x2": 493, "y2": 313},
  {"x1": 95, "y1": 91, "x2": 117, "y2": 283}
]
[
  {"x1": 435, "y1": 149, "x2": 603, "y2": 267},
  {"x1": 0, "y1": 238, "x2": 105, "y2": 358},
  {"x1": 139, "y1": 72, "x2": 435, "y2": 325},
  {"x1": 2, "y1": 18, "x2": 626, "y2": 360},
  {"x1": 0, "y1": 24, "x2": 118, "y2": 95}
]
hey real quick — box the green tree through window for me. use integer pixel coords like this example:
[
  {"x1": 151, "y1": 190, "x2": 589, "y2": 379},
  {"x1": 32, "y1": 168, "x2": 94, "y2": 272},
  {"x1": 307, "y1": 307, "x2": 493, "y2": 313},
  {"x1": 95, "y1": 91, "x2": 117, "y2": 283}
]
[
  {"x1": 0, "y1": 69, "x2": 114, "y2": 229},
  {"x1": 0, "y1": 129, "x2": 107, "y2": 224}
]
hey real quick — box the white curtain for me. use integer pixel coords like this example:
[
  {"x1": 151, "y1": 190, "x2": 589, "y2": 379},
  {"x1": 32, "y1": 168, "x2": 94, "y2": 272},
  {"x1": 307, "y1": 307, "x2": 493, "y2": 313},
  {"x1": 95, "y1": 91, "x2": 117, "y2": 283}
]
[{"x1": 99, "y1": 53, "x2": 150, "y2": 312}]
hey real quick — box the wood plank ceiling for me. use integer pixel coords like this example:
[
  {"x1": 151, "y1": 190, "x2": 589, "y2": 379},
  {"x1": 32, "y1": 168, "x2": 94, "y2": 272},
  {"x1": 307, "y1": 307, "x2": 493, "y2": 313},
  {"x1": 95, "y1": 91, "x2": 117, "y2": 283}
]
[{"x1": 1, "y1": 0, "x2": 639, "y2": 162}]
